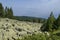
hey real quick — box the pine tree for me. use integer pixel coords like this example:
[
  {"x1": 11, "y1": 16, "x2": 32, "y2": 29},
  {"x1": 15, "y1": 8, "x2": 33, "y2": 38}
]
[
  {"x1": 41, "y1": 12, "x2": 55, "y2": 32},
  {"x1": 5, "y1": 7, "x2": 8, "y2": 17},
  {"x1": 0, "y1": 3, "x2": 4, "y2": 17},
  {"x1": 5, "y1": 7, "x2": 13, "y2": 18},
  {"x1": 0, "y1": 3, "x2": 13, "y2": 18},
  {"x1": 54, "y1": 14, "x2": 60, "y2": 30},
  {"x1": 47, "y1": 12, "x2": 55, "y2": 31},
  {"x1": 9, "y1": 8, "x2": 13, "y2": 17}
]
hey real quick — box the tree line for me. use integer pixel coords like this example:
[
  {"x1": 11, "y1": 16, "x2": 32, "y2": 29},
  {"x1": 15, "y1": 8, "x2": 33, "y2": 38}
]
[
  {"x1": 0, "y1": 3, "x2": 13, "y2": 18},
  {"x1": 14, "y1": 16, "x2": 46, "y2": 23}
]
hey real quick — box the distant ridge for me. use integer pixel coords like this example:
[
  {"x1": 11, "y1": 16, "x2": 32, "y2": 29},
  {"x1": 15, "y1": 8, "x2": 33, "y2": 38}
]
[{"x1": 14, "y1": 16, "x2": 46, "y2": 23}]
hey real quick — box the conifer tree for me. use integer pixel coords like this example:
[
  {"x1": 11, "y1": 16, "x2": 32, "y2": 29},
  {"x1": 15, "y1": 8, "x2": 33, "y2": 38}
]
[
  {"x1": 41, "y1": 12, "x2": 55, "y2": 32},
  {"x1": 0, "y1": 3, "x2": 4, "y2": 17},
  {"x1": 54, "y1": 14, "x2": 60, "y2": 30},
  {"x1": 5, "y1": 7, "x2": 13, "y2": 18},
  {"x1": 5, "y1": 7, "x2": 8, "y2": 17},
  {"x1": 47, "y1": 12, "x2": 55, "y2": 31},
  {"x1": 9, "y1": 8, "x2": 13, "y2": 17}
]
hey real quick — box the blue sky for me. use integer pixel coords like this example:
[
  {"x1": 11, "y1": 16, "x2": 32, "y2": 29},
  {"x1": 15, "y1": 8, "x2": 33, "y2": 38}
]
[{"x1": 0, "y1": 0, "x2": 60, "y2": 18}]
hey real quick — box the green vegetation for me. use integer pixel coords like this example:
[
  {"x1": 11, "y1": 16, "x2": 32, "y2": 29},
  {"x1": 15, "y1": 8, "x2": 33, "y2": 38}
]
[
  {"x1": 41, "y1": 12, "x2": 60, "y2": 32},
  {"x1": 16, "y1": 33, "x2": 60, "y2": 40},
  {"x1": 21, "y1": 34, "x2": 47, "y2": 40},
  {"x1": 14, "y1": 16, "x2": 46, "y2": 23},
  {"x1": 54, "y1": 14, "x2": 60, "y2": 30},
  {"x1": 40, "y1": 12, "x2": 60, "y2": 40},
  {"x1": 41, "y1": 12, "x2": 56, "y2": 32},
  {"x1": 0, "y1": 3, "x2": 4, "y2": 17},
  {"x1": 5, "y1": 7, "x2": 13, "y2": 18},
  {"x1": 0, "y1": 3, "x2": 13, "y2": 18}
]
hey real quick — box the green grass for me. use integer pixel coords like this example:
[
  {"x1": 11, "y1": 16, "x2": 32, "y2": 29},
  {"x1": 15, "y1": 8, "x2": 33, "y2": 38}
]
[
  {"x1": 16, "y1": 32, "x2": 60, "y2": 40},
  {"x1": 53, "y1": 30, "x2": 60, "y2": 34}
]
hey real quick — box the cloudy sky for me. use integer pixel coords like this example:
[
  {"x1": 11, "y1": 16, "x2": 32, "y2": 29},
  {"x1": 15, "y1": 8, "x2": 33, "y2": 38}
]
[{"x1": 0, "y1": 0, "x2": 60, "y2": 18}]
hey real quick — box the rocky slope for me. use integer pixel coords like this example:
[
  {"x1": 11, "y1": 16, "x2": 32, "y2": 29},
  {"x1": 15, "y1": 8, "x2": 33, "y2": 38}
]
[{"x1": 0, "y1": 18, "x2": 42, "y2": 40}]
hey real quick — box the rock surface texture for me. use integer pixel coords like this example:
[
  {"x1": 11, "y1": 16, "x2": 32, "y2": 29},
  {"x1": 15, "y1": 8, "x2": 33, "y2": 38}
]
[{"x1": 0, "y1": 18, "x2": 42, "y2": 40}]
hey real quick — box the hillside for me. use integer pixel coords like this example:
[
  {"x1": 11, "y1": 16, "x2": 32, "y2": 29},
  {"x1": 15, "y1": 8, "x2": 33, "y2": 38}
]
[
  {"x1": 14, "y1": 16, "x2": 46, "y2": 23},
  {"x1": 0, "y1": 18, "x2": 42, "y2": 40}
]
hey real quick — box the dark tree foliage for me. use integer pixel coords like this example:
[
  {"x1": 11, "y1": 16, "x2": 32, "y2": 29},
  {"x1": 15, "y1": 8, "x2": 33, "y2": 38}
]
[
  {"x1": 5, "y1": 7, "x2": 8, "y2": 17},
  {"x1": 0, "y1": 3, "x2": 13, "y2": 18},
  {"x1": 14, "y1": 16, "x2": 46, "y2": 23},
  {"x1": 6, "y1": 8, "x2": 13, "y2": 18},
  {"x1": 41, "y1": 12, "x2": 56, "y2": 32},
  {"x1": 54, "y1": 14, "x2": 60, "y2": 30},
  {"x1": 0, "y1": 3, "x2": 4, "y2": 17}
]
